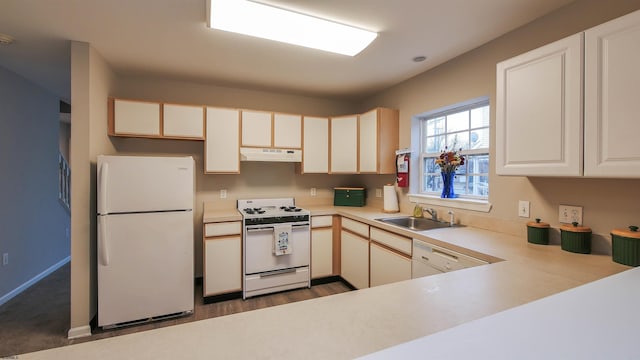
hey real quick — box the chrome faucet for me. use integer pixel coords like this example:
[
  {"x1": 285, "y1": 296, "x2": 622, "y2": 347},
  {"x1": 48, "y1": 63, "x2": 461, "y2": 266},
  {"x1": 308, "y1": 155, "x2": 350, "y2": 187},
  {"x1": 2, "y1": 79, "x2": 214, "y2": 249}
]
[
  {"x1": 447, "y1": 210, "x2": 455, "y2": 226},
  {"x1": 423, "y1": 207, "x2": 438, "y2": 221}
]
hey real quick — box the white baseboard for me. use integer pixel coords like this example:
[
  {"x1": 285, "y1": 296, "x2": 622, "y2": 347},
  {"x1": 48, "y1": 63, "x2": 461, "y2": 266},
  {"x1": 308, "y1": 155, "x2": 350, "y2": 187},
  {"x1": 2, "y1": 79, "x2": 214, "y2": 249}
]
[
  {"x1": 67, "y1": 325, "x2": 92, "y2": 339},
  {"x1": 0, "y1": 255, "x2": 70, "y2": 307}
]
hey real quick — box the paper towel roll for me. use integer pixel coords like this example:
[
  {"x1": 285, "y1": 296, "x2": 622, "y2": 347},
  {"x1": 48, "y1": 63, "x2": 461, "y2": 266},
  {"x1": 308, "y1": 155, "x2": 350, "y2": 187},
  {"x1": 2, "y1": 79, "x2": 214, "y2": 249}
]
[{"x1": 383, "y1": 185, "x2": 399, "y2": 213}]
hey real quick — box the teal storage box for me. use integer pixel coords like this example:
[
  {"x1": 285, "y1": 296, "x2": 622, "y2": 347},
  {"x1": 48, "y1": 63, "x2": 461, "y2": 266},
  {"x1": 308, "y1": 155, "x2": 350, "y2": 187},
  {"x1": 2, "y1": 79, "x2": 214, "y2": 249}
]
[{"x1": 334, "y1": 187, "x2": 366, "y2": 207}]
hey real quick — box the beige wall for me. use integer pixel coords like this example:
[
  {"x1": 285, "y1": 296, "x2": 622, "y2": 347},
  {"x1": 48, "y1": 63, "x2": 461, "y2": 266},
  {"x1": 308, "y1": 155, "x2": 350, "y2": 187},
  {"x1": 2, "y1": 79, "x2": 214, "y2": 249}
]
[
  {"x1": 69, "y1": 41, "x2": 117, "y2": 335},
  {"x1": 362, "y1": 0, "x2": 640, "y2": 253}
]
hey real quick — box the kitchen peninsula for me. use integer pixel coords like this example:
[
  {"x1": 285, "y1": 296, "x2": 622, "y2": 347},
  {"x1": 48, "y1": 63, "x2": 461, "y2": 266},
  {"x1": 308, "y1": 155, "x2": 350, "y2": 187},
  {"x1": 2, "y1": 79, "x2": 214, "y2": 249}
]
[{"x1": 22, "y1": 206, "x2": 630, "y2": 359}]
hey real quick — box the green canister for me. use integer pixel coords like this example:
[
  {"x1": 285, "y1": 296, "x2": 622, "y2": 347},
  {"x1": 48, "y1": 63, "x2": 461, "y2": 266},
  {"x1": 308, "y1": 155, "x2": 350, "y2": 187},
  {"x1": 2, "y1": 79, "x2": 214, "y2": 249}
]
[
  {"x1": 560, "y1": 222, "x2": 592, "y2": 254},
  {"x1": 611, "y1": 226, "x2": 640, "y2": 266},
  {"x1": 527, "y1": 218, "x2": 550, "y2": 245}
]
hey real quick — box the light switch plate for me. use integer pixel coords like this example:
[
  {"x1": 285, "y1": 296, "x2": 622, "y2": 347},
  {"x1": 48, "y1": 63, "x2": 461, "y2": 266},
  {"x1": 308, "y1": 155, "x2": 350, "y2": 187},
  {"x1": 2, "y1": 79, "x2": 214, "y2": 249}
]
[
  {"x1": 559, "y1": 205, "x2": 583, "y2": 224},
  {"x1": 310, "y1": 188, "x2": 317, "y2": 197},
  {"x1": 220, "y1": 189, "x2": 227, "y2": 199},
  {"x1": 518, "y1": 200, "x2": 530, "y2": 218},
  {"x1": 376, "y1": 188, "x2": 382, "y2": 198}
]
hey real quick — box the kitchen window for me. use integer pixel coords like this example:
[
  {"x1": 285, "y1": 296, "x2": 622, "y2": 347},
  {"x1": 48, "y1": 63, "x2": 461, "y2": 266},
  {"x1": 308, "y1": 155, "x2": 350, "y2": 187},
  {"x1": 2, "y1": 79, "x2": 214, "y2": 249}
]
[{"x1": 419, "y1": 98, "x2": 490, "y2": 199}]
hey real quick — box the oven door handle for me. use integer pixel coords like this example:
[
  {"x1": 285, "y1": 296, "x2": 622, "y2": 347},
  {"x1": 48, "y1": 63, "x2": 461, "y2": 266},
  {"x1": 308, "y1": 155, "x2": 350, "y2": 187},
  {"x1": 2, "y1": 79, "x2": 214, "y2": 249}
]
[
  {"x1": 246, "y1": 227, "x2": 275, "y2": 233},
  {"x1": 259, "y1": 268, "x2": 297, "y2": 278}
]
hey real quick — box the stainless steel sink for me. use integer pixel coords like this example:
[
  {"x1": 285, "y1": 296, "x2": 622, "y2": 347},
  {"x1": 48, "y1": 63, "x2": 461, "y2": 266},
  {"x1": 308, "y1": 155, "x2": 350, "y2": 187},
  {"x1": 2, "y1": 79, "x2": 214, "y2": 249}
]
[{"x1": 375, "y1": 216, "x2": 456, "y2": 231}]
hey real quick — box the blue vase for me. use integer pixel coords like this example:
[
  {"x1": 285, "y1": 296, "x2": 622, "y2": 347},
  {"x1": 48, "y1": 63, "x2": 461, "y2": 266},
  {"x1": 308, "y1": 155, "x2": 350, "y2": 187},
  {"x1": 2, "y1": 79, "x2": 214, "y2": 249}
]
[{"x1": 441, "y1": 171, "x2": 457, "y2": 198}]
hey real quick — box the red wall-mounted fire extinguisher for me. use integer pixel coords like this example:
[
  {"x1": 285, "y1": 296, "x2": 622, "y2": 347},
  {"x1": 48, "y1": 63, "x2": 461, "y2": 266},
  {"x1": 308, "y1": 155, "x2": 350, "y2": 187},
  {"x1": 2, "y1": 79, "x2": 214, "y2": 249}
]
[{"x1": 396, "y1": 153, "x2": 410, "y2": 188}]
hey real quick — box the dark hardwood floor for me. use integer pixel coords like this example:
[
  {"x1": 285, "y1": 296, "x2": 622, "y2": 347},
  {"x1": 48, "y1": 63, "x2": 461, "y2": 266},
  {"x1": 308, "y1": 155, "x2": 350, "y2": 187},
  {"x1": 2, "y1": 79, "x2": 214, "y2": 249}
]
[{"x1": 0, "y1": 263, "x2": 352, "y2": 357}]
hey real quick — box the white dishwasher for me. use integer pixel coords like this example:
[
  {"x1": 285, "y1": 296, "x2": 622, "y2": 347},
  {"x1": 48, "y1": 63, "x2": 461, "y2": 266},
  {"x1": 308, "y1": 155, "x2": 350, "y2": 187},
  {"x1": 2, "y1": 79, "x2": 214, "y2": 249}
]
[{"x1": 412, "y1": 238, "x2": 488, "y2": 278}]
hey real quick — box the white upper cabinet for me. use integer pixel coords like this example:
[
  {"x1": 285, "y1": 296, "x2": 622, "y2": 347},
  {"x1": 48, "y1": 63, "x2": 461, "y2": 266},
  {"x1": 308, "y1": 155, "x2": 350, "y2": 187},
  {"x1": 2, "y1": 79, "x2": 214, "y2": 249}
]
[
  {"x1": 496, "y1": 33, "x2": 584, "y2": 176},
  {"x1": 240, "y1": 111, "x2": 302, "y2": 149},
  {"x1": 205, "y1": 107, "x2": 240, "y2": 174},
  {"x1": 302, "y1": 116, "x2": 329, "y2": 173},
  {"x1": 111, "y1": 98, "x2": 161, "y2": 137},
  {"x1": 358, "y1": 108, "x2": 399, "y2": 174},
  {"x1": 241, "y1": 110, "x2": 272, "y2": 147},
  {"x1": 273, "y1": 113, "x2": 302, "y2": 149},
  {"x1": 584, "y1": 10, "x2": 640, "y2": 177},
  {"x1": 163, "y1": 103, "x2": 204, "y2": 139},
  {"x1": 330, "y1": 115, "x2": 358, "y2": 173},
  {"x1": 497, "y1": 9, "x2": 640, "y2": 178},
  {"x1": 359, "y1": 110, "x2": 378, "y2": 173}
]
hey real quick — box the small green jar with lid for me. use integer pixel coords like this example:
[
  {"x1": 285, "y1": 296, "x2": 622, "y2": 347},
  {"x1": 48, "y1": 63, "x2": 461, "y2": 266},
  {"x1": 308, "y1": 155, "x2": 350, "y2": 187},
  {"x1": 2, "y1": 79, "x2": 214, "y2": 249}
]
[
  {"x1": 611, "y1": 225, "x2": 640, "y2": 266},
  {"x1": 527, "y1": 218, "x2": 550, "y2": 245},
  {"x1": 560, "y1": 222, "x2": 592, "y2": 254}
]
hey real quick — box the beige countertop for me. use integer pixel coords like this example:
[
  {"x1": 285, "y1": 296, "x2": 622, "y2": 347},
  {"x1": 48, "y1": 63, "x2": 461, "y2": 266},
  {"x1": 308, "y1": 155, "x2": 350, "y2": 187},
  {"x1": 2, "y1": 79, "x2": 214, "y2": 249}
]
[{"x1": 25, "y1": 205, "x2": 630, "y2": 359}]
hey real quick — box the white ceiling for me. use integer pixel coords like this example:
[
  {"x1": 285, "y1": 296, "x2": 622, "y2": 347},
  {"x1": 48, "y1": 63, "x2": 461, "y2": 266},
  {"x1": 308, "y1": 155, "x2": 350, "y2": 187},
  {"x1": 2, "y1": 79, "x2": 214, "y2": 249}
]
[{"x1": 0, "y1": 0, "x2": 576, "y2": 101}]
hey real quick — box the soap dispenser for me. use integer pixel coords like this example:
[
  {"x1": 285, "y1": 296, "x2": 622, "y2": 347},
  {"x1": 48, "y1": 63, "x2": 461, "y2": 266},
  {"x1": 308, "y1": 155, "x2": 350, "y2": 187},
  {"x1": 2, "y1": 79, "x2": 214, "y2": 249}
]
[{"x1": 413, "y1": 204, "x2": 423, "y2": 218}]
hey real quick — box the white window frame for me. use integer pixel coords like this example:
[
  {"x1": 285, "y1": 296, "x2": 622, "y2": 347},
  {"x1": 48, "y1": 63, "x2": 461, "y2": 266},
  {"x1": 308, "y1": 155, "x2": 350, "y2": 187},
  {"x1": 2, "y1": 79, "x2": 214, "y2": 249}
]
[{"x1": 410, "y1": 97, "x2": 491, "y2": 212}]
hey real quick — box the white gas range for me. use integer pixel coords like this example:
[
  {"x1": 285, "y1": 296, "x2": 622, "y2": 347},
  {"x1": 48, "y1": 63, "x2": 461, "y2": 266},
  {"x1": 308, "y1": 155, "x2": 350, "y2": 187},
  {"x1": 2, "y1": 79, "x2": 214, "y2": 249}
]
[{"x1": 238, "y1": 198, "x2": 311, "y2": 299}]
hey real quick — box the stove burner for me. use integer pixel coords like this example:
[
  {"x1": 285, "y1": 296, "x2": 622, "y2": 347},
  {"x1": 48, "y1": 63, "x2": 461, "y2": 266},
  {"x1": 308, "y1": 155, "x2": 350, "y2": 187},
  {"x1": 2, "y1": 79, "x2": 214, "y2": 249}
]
[
  {"x1": 281, "y1": 206, "x2": 301, "y2": 212},
  {"x1": 243, "y1": 208, "x2": 265, "y2": 215}
]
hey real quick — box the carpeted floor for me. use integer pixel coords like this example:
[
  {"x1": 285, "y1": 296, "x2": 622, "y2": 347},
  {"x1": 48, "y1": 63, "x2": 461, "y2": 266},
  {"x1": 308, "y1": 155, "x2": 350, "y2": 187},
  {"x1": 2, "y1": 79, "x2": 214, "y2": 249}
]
[
  {"x1": 0, "y1": 263, "x2": 351, "y2": 357},
  {"x1": 0, "y1": 263, "x2": 70, "y2": 357}
]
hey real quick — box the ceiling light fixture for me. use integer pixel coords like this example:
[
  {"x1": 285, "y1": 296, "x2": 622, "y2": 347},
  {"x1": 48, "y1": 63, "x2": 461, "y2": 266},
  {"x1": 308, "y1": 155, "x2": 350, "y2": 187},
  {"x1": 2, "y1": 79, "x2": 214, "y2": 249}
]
[
  {"x1": 413, "y1": 56, "x2": 426, "y2": 62},
  {"x1": 206, "y1": 0, "x2": 377, "y2": 56},
  {"x1": 0, "y1": 33, "x2": 15, "y2": 45}
]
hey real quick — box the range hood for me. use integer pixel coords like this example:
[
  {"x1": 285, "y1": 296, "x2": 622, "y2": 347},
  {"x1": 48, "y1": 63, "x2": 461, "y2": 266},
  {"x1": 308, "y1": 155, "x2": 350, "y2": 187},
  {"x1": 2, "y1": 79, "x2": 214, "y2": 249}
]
[{"x1": 240, "y1": 147, "x2": 302, "y2": 162}]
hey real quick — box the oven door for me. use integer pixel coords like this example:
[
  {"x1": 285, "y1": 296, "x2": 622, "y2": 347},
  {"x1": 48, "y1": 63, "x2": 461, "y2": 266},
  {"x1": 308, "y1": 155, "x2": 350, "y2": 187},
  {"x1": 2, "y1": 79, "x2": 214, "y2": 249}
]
[{"x1": 244, "y1": 222, "x2": 310, "y2": 274}]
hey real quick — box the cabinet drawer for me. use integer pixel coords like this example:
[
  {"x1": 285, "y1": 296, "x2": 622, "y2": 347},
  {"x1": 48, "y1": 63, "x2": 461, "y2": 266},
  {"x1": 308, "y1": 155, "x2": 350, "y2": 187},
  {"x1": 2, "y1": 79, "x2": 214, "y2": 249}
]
[
  {"x1": 370, "y1": 227, "x2": 412, "y2": 256},
  {"x1": 204, "y1": 221, "x2": 242, "y2": 237},
  {"x1": 312, "y1": 215, "x2": 333, "y2": 228},
  {"x1": 341, "y1": 218, "x2": 369, "y2": 238}
]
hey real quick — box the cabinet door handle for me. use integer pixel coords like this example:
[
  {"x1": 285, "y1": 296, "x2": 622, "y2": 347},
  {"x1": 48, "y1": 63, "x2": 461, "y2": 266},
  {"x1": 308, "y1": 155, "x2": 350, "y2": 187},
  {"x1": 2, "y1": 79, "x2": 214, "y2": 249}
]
[
  {"x1": 98, "y1": 216, "x2": 109, "y2": 266},
  {"x1": 433, "y1": 249, "x2": 458, "y2": 261}
]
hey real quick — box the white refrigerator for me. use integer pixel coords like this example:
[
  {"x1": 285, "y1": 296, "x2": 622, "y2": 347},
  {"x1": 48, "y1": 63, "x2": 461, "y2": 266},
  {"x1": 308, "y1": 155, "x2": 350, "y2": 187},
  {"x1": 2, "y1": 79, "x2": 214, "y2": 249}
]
[{"x1": 97, "y1": 155, "x2": 194, "y2": 328}]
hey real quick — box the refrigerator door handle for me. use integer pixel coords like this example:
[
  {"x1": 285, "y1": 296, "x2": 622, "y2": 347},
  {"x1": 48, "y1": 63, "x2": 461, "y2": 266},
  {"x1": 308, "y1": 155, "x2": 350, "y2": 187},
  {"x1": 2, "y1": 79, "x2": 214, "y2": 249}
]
[
  {"x1": 98, "y1": 216, "x2": 110, "y2": 266},
  {"x1": 98, "y1": 162, "x2": 109, "y2": 215}
]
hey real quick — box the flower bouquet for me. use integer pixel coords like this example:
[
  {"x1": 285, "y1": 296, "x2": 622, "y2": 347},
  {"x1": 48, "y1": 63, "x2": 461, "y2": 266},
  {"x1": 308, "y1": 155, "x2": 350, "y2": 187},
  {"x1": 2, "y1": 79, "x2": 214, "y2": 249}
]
[{"x1": 435, "y1": 147, "x2": 465, "y2": 198}]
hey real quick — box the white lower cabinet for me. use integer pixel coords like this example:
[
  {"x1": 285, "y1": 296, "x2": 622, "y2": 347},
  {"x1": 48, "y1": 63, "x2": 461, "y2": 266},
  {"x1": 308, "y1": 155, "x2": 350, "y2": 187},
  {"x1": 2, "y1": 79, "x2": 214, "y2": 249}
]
[
  {"x1": 370, "y1": 242, "x2": 411, "y2": 287},
  {"x1": 311, "y1": 216, "x2": 333, "y2": 279},
  {"x1": 203, "y1": 221, "x2": 242, "y2": 296},
  {"x1": 340, "y1": 230, "x2": 369, "y2": 289}
]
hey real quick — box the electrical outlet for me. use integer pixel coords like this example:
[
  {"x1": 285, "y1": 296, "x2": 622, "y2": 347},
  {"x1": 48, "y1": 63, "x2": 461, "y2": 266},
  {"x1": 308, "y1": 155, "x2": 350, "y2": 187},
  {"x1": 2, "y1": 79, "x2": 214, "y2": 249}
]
[
  {"x1": 220, "y1": 189, "x2": 227, "y2": 199},
  {"x1": 518, "y1": 200, "x2": 530, "y2": 218},
  {"x1": 2, "y1": 253, "x2": 8, "y2": 266},
  {"x1": 376, "y1": 188, "x2": 382, "y2": 198},
  {"x1": 559, "y1": 205, "x2": 583, "y2": 224},
  {"x1": 310, "y1": 188, "x2": 317, "y2": 197}
]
